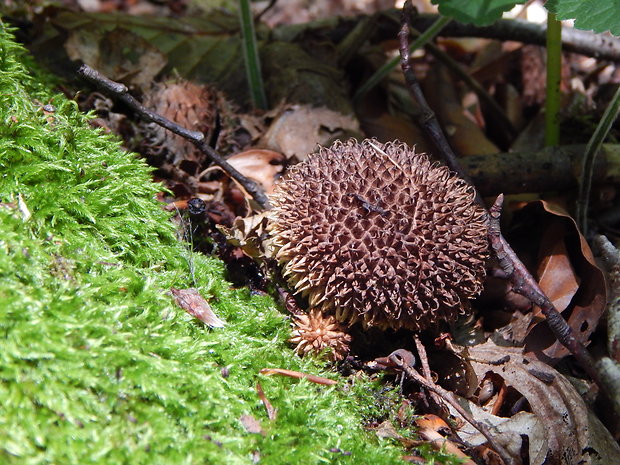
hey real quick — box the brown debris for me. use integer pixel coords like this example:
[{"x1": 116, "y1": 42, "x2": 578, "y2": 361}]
[{"x1": 170, "y1": 288, "x2": 225, "y2": 328}]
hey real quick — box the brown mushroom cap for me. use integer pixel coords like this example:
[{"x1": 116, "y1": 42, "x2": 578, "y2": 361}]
[{"x1": 270, "y1": 139, "x2": 489, "y2": 331}]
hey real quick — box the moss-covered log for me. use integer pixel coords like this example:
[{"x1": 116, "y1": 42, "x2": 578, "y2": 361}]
[{"x1": 0, "y1": 24, "x2": 424, "y2": 465}]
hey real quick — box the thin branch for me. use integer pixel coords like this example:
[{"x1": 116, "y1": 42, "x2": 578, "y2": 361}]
[
  {"x1": 387, "y1": 350, "x2": 519, "y2": 465},
  {"x1": 277, "y1": 12, "x2": 620, "y2": 62},
  {"x1": 398, "y1": 2, "x2": 603, "y2": 391},
  {"x1": 413, "y1": 334, "x2": 445, "y2": 410},
  {"x1": 398, "y1": 8, "x2": 476, "y2": 197},
  {"x1": 77, "y1": 64, "x2": 271, "y2": 210},
  {"x1": 403, "y1": 13, "x2": 620, "y2": 61},
  {"x1": 488, "y1": 195, "x2": 601, "y2": 385}
]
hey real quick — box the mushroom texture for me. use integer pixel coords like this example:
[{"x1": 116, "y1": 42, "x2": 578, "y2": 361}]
[
  {"x1": 290, "y1": 309, "x2": 352, "y2": 361},
  {"x1": 270, "y1": 139, "x2": 489, "y2": 331}
]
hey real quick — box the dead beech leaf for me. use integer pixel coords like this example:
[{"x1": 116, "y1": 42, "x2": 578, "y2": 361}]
[
  {"x1": 224, "y1": 149, "x2": 285, "y2": 194},
  {"x1": 170, "y1": 288, "x2": 225, "y2": 328},
  {"x1": 216, "y1": 212, "x2": 273, "y2": 260},
  {"x1": 417, "y1": 428, "x2": 476, "y2": 465},
  {"x1": 259, "y1": 368, "x2": 337, "y2": 386},
  {"x1": 372, "y1": 420, "x2": 420, "y2": 449},
  {"x1": 460, "y1": 340, "x2": 620, "y2": 465},
  {"x1": 259, "y1": 104, "x2": 360, "y2": 161},
  {"x1": 522, "y1": 200, "x2": 607, "y2": 362},
  {"x1": 532, "y1": 218, "x2": 579, "y2": 319},
  {"x1": 240, "y1": 414, "x2": 264, "y2": 435}
]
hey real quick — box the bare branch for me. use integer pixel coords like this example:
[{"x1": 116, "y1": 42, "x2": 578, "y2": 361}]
[
  {"x1": 387, "y1": 349, "x2": 519, "y2": 465},
  {"x1": 77, "y1": 64, "x2": 271, "y2": 210}
]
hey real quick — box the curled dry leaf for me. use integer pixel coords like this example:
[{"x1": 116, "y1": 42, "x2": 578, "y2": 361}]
[
  {"x1": 259, "y1": 104, "x2": 360, "y2": 161},
  {"x1": 216, "y1": 212, "x2": 273, "y2": 260},
  {"x1": 170, "y1": 288, "x2": 225, "y2": 328},
  {"x1": 372, "y1": 420, "x2": 420, "y2": 449},
  {"x1": 208, "y1": 149, "x2": 285, "y2": 194},
  {"x1": 455, "y1": 340, "x2": 620, "y2": 465},
  {"x1": 521, "y1": 201, "x2": 607, "y2": 362}
]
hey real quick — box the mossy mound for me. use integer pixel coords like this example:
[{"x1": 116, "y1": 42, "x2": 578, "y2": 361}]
[{"x1": 0, "y1": 23, "x2": 408, "y2": 465}]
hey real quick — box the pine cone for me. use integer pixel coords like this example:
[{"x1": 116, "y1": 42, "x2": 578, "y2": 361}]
[{"x1": 270, "y1": 139, "x2": 489, "y2": 331}]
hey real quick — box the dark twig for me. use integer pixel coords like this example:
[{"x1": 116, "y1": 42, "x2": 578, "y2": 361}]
[
  {"x1": 398, "y1": 9, "x2": 476, "y2": 196},
  {"x1": 488, "y1": 196, "x2": 601, "y2": 384},
  {"x1": 413, "y1": 334, "x2": 444, "y2": 409},
  {"x1": 387, "y1": 350, "x2": 519, "y2": 465},
  {"x1": 254, "y1": 0, "x2": 277, "y2": 23},
  {"x1": 77, "y1": 64, "x2": 271, "y2": 210},
  {"x1": 399, "y1": 2, "x2": 603, "y2": 390},
  {"x1": 401, "y1": 13, "x2": 620, "y2": 61}
]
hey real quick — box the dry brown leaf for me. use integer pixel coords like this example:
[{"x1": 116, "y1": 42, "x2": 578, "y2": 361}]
[
  {"x1": 372, "y1": 420, "x2": 420, "y2": 449},
  {"x1": 225, "y1": 149, "x2": 285, "y2": 194},
  {"x1": 65, "y1": 28, "x2": 166, "y2": 90},
  {"x1": 423, "y1": 64, "x2": 499, "y2": 156},
  {"x1": 259, "y1": 104, "x2": 360, "y2": 161},
  {"x1": 240, "y1": 414, "x2": 264, "y2": 435},
  {"x1": 532, "y1": 219, "x2": 580, "y2": 319},
  {"x1": 523, "y1": 200, "x2": 607, "y2": 362},
  {"x1": 458, "y1": 340, "x2": 620, "y2": 465},
  {"x1": 417, "y1": 428, "x2": 476, "y2": 465},
  {"x1": 216, "y1": 212, "x2": 273, "y2": 260},
  {"x1": 259, "y1": 368, "x2": 337, "y2": 386},
  {"x1": 170, "y1": 288, "x2": 225, "y2": 328}
]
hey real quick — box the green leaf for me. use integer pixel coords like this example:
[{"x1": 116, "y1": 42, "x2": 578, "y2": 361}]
[
  {"x1": 431, "y1": 0, "x2": 525, "y2": 26},
  {"x1": 545, "y1": 0, "x2": 620, "y2": 35}
]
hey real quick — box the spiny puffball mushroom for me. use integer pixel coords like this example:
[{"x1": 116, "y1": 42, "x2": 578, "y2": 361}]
[
  {"x1": 290, "y1": 309, "x2": 352, "y2": 361},
  {"x1": 270, "y1": 139, "x2": 489, "y2": 331}
]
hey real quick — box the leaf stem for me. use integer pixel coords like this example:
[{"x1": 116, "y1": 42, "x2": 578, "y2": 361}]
[
  {"x1": 239, "y1": 0, "x2": 268, "y2": 109},
  {"x1": 545, "y1": 12, "x2": 562, "y2": 147}
]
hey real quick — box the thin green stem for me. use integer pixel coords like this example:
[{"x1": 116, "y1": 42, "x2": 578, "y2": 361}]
[
  {"x1": 545, "y1": 12, "x2": 562, "y2": 146},
  {"x1": 353, "y1": 15, "x2": 451, "y2": 103},
  {"x1": 576, "y1": 84, "x2": 620, "y2": 233},
  {"x1": 239, "y1": 0, "x2": 267, "y2": 109}
]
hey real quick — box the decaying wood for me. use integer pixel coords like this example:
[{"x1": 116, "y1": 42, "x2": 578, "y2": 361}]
[{"x1": 463, "y1": 144, "x2": 620, "y2": 196}]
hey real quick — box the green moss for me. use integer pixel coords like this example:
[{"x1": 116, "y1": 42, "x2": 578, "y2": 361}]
[{"x1": 0, "y1": 23, "x2": 408, "y2": 464}]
